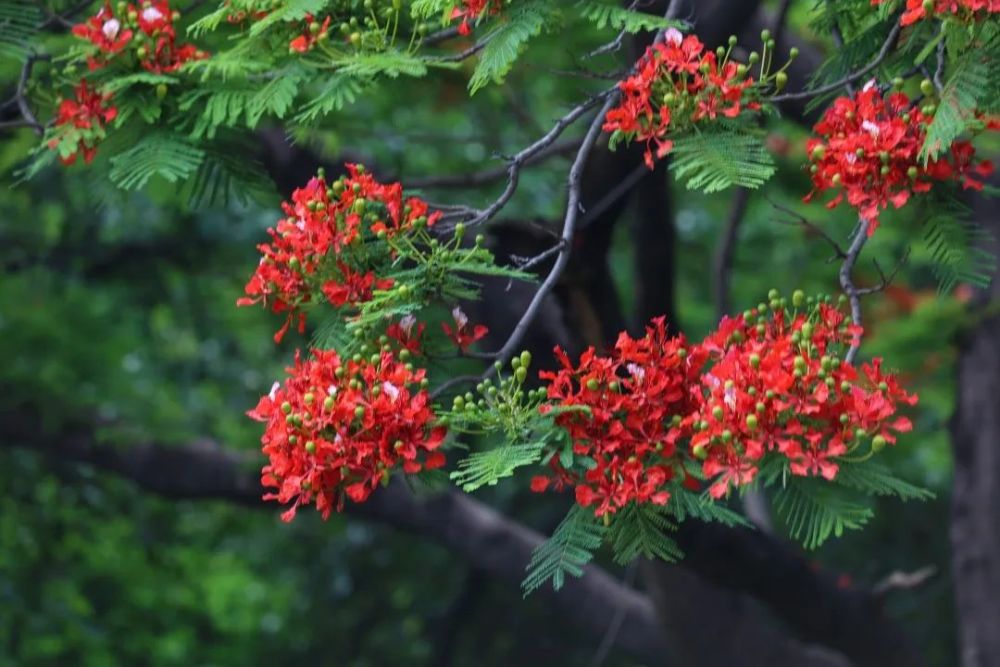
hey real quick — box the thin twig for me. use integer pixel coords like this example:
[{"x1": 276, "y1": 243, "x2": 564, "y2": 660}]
[
  {"x1": 4, "y1": 54, "x2": 50, "y2": 136},
  {"x1": 856, "y1": 249, "x2": 911, "y2": 296},
  {"x1": 473, "y1": 0, "x2": 685, "y2": 367},
  {"x1": 406, "y1": 138, "x2": 580, "y2": 189},
  {"x1": 588, "y1": 561, "x2": 639, "y2": 667},
  {"x1": 767, "y1": 196, "x2": 847, "y2": 259},
  {"x1": 771, "y1": 21, "x2": 901, "y2": 102},
  {"x1": 714, "y1": 188, "x2": 752, "y2": 320}
]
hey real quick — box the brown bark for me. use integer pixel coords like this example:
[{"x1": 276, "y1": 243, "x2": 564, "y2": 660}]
[{"x1": 949, "y1": 192, "x2": 1000, "y2": 667}]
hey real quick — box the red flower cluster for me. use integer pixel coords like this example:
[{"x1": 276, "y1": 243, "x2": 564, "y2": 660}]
[
  {"x1": 47, "y1": 80, "x2": 118, "y2": 165},
  {"x1": 805, "y1": 84, "x2": 993, "y2": 235},
  {"x1": 290, "y1": 14, "x2": 330, "y2": 53},
  {"x1": 441, "y1": 306, "x2": 488, "y2": 352},
  {"x1": 534, "y1": 318, "x2": 704, "y2": 516},
  {"x1": 249, "y1": 348, "x2": 446, "y2": 521},
  {"x1": 451, "y1": 0, "x2": 503, "y2": 35},
  {"x1": 689, "y1": 301, "x2": 915, "y2": 499},
  {"x1": 533, "y1": 298, "x2": 918, "y2": 516},
  {"x1": 238, "y1": 164, "x2": 441, "y2": 342},
  {"x1": 72, "y1": 0, "x2": 206, "y2": 73},
  {"x1": 873, "y1": 0, "x2": 1000, "y2": 25},
  {"x1": 603, "y1": 29, "x2": 761, "y2": 168}
]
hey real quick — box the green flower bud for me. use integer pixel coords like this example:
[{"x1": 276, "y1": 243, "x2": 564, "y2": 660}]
[
  {"x1": 872, "y1": 435, "x2": 887, "y2": 452},
  {"x1": 586, "y1": 378, "x2": 600, "y2": 391}
]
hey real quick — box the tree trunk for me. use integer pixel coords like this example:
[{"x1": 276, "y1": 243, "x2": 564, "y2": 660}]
[{"x1": 949, "y1": 191, "x2": 1000, "y2": 667}]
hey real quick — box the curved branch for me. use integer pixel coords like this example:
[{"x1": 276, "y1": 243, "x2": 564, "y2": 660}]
[{"x1": 0, "y1": 406, "x2": 668, "y2": 664}]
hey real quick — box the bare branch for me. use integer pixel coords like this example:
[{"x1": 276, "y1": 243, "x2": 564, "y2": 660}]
[
  {"x1": 771, "y1": 21, "x2": 901, "y2": 103},
  {"x1": 872, "y1": 566, "x2": 937, "y2": 597},
  {"x1": 713, "y1": 187, "x2": 752, "y2": 319},
  {"x1": 406, "y1": 138, "x2": 580, "y2": 189},
  {"x1": 767, "y1": 197, "x2": 847, "y2": 259}
]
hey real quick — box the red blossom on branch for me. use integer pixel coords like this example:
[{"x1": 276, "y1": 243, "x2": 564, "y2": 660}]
[
  {"x1": 250, "y1": 348, "x2": 446, "y2": 521},
  {"x1": 872, "y1": 0, "x2": 1000, "y2": 25},
  {"x1": 533, "y1": 297, "x2": 918, "y2": 516},
  {"x1": 289, "y1": 14, "x2": 330, "y2": 53},
  {"x1": 441, "y1": 307, "x2": 489, "y2": 352},
  {"x1": 71, "y1": 0, "x2": 206, "y2": 74},
  {"x1": 450, "y1": 0, "x2": 503, "y2": 35},
  {"x1": 48, "y1": 80, "x2": 118, "y2": 165},
  {"x1": 603, "y1": 29, "x2": 761, "y2": 169},
  {"x1": 804, "y1": 84, "x2": 993, "y2": 235},
  {"x1": 238, "y1": 164, "x2": 441, "y2": 343}
]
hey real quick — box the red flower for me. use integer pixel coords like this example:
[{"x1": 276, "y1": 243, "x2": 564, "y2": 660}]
[
  {"x1": 441, "y1": 307, "x2": 488, "y2": 351},
  {"x1": 47, "y1": 80, "x2": 118, "y2": 165},
  {"x1": 71, "y1": 3, "x2": 134, "y2": 68},
  {"x1": 250, "y1": 348, "x2": 447, "y2": 521},
  {"x1": 387, "y1": 315, "x2": 426, "y2": 355},
  {"x1": 536, "y1": 297, "x2": 918, "y2": 512},
  {"x1": 804, "y1": 85, "x2": 992, "y2": 235},
  {"x1": 603, "y1": 29, "x2": 760, "y2": 169},
  {"x1": 289, "y1": 14, "x2": 330, "y2": 53},
  {"x1": 450, "y1": 0, "x2": 502, "y2": 35},
  {"x1": 872, "y1": 0, "x2": 1000, "y2": 25},
  {"x1": 239, "y1": 165, "x2": 440, "y2": 343}
]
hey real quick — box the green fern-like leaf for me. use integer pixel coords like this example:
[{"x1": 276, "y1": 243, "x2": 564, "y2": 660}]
[
  {"x1": 247, "y1": 0, "x2": 330, "y2": 37},
  {"x1": 921, "y1": 48, "x2": 992, "y2": 161},
  {"x1": 669, "y1": 486, "x2": 752, "y2": 528},
  {"x1": 295, "y1": 73, "x2": 367, "y2": 123},
  {"x1": 835, "y1": 463, "x2": 934, "y2": 501},
  {"x1": 574, "y1": 0, "x2": 679, "y2": 33},
  {"x1": 108, "y1": 133, "x2": 205, "y2": 190},
  {"x1": 608, "y1": 503, "x2": 683, "y2": 565},
  {"x1": 523, "y1": 505, "x2": 605, "y2": 594},
  {"x1": 670, "y1": 130, "x2": 776, "y2": 193},
  {"x1": 773, "y1": 478, "x2": 873, "y2": 550},
  {"x1": 0, "y1": 0, "x2": 40, "y2": 58},
  {"x1": 184, "y1": 136, "x2": 276, "y2": 207},
  {"x1": 334, "y1": 51, "x2": 432, "y2": 78},
  {"x1": 922, "y1": 205, "x2": 996, "y2": 293},
  {"x1": 468, "y1": 0, "x2": 555, "y2": 94},
  {"x1": 450, "y1": 441, "x2": 545, "y2": 492}
]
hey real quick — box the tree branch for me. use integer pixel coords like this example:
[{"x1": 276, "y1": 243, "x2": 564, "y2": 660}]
[{"x1": 0, "y1": 406, "x2": 669, "y2": 664}]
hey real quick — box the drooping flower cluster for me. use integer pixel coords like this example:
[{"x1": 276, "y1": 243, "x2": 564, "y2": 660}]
[
  {"x1": 249, "y1": 348, "x2": 447, "y2": 521},
  {"x1": 805, "y1": 84, "x2": 994, "y2": 235},
  {"x1": 873, "y1": 0, "x2": 1000, "y2": 25},
  {"x1": 603, "y1": 28, "x2": 762, "y2": 168},
  {"x1": 689, "y1": 297, "x2": 915, "y2": 499},
  {"x1": 534, "y1": 318, "x2": 703, "y2": 516},
  {"x1": 72, "y1": 0, "x2": 206, "y2": 73},
  {"x1": 451, "y1": 0, "x2": 504, "y2": 35},
  {"x1": 238, "y1": 164, "x2": 441, "y2": 342},
  {"x1": 532, "y1": 294, "x2": 918, "y2": 516},
  {"x1": 47, "y1": 80, "x2": 118, "y2": 166}
]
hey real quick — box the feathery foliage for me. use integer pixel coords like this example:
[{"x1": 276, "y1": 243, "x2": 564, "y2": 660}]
[
  {"x1": 108, "y1": 133, "x2": 206, "y2": 190},
  {"x1": 607, "y1": 503, "x2": 683, "y2": 565},
  {"x1": 670, "y1": 130, "x2": 776, "y2": 193},
  {"x1": 468, "y1": 0, "x2": 555, "y2": 94},
  {"x1": 773, "y1": 478, "x2": 873, "y2": 550},
  {"x1": 922, "y1": 202, "x2": 996, "y2": 293},
  {"x1": 451, "y1": 441, "x2": 545, "y2": 491},
  {"x1": 523, "y1": 505, "x2": 605, "y2": 594}
]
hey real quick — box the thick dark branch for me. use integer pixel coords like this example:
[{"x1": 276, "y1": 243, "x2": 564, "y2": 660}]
[{"x1": 0, "y1": 407, "x2": 669, "y2": 664}]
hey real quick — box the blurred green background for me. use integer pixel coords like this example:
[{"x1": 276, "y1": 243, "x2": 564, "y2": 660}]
[{"x1": 1, "y1": 1, "x2": 989, "y2": 664}]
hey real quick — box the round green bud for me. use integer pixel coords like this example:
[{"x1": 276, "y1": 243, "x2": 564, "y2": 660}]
[
  {"x1": 305, "y1": 441, "x2": 316, "y2": 453},
  {"x1": 354, "y1": 406, "x2": 365, "y2": 418},
  {"x1": 789, "y1": 47, "x2": 799, "y2": 58},
  {"x1": 841, "y1": 381, "x2": 851, "y2": 393},
  {"x1": 775, "y1": 71, "x2": 788, "y2": 91},
  {"x1": 728, "y1": 35, "x2": 738, "y2": 46},
  {"x1": 693, "y1": 444, "x2": 708, "y2": 460},
  {"x1": 155, "y1": 83, "x2": 168, "y2": 99},
  {"x1": 515, "y1": 367, "x2": 527, "y2": 383},
  {"x1": 756, "y1": 401, "x2": 766, "y2": 413},
  {"x1": 323, "y1": 396, "x2": 334, "y2": 410},
  {"x1": 872, "y1": 435, "x2": 887, "y2": 452},
  {"x1": 746, "y1": 414, "x2": 758, "y2": 430},
  {"x1": 907, "y1": 166, "x2": 919, "y2": 179},
  {"x1": 520, "y1": 350, "x2": 532, "y2": 368},
  {"x1": 712, "y1": 406, "x2": 724, "y2": 420},
  {"x1": 768, "y1": 288, "x2": 780, "y2": 300},
  {"x1": 304, "y1": 392, "x2": 315, "y2": 404},
  {"x1": 792, "y1": 290, "x2": 805, "y2": 307},
  {"x1": 920, "y1": 78, "x2": 935, "y2": 97},
  {"x1": 749, "y1": 353, "x2": 761, "y2": 368},
  {"x1": 586, "y1": 379, "x2": 600, "y2": 391},
  {"x1": 281, "y1": 401, "x2": 292, "y2": 414}
]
